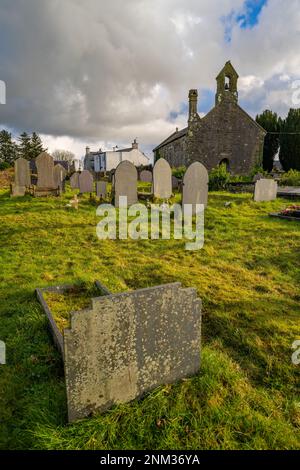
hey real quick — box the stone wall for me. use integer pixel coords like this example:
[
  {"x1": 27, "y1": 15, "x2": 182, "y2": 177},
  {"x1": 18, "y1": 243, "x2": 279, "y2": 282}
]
[
  {"x1": 186, "y1": 97, "x2": 265, "y2": 175},
  {"x1": 157, "y1": 135, "x2": 188, "y2": 169},
  {"x1": 156, "y1": 98, "x2": 265, "y2": 175}
]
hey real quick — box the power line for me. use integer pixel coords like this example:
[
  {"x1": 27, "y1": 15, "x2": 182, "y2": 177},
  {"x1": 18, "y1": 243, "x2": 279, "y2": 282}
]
[{"x1": 267, "y1": 132, "x2": 300, "y2": 135}]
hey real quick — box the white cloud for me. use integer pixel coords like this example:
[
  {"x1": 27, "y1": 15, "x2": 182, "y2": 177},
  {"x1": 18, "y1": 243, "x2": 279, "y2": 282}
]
[{"x1": 0, "y1": 0, "x2": 299, "y2": 158}]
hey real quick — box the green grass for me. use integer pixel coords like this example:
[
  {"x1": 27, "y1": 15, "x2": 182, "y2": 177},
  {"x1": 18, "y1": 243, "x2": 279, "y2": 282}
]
[{"x1": 0, "y1": 186, "x2": 299, "y2": 450}]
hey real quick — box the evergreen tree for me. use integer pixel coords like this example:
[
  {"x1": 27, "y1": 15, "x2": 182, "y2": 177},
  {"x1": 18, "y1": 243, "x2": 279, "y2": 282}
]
[
  {"x1": 0, "y1": 130, "x2": 18, "y2": 166},
  {"x1": 279, "y1": 108, "x2": 300, "y2": 171},
  {"x1": 256, "y1": 110, "x2": 281, "y2": 172},
  {"x1": 18, "y1": 132, "x2": 46, "y2": 160},
  {"x1": 30, "y1": 132, "x2": 46, "y2": 160},
  {"x1": 18, "y1": 132, "x2": 32, "y2": 160}
]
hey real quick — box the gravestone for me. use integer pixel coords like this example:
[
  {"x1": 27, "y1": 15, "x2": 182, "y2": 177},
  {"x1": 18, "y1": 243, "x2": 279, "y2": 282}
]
[
  {"x1": 114, "y1": 161, "x2": 138, "y2": 207},
  {"x1": 70, "y1": 172, "x2": 80, "y2": 189},
  {"x1": 36, "y1": 152, "x2": 55, "y2": 189},
  {"x1": 96, "y1": 181, "x2": 107, "y2": 199},
  {"x1": 172, "y1": 175, "x2": 179, "y2": 190},
  {"x1": 152, "y1": 158, "x2": 172, "y2": 199},
  {"x1": 11, "y1": 158, "x2": 31, "y2": 196},
  {"x1": 182, "y1": 162, "x2": 209, "y2": 214},
  {"x1": 79, "y1": 170, "x2": 94, "y2": 193},
  {"x1": 53, "y1": 164, "x2": 67, "y2": 192},
  {"x1": 140, "y1": 170, "x2": 152, "y2": 183},
  {"x1": 63, "y1": 282, "x2": 202, "y2": 422},
  {"x1": 254, "y1": 179, "x2": 278, "y2": 202},
  {"x1": 253, "y1": 173, "x2": 264, "y2": 183}
]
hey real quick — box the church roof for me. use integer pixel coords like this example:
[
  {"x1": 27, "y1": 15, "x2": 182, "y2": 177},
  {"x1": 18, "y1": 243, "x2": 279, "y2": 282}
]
[{"x1": 153, "y1": 126, "x2": 188, "y2": 152}]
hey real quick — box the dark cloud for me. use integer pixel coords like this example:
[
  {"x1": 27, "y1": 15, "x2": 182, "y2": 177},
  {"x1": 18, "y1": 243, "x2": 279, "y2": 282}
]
[{"x1": 0, "y1": 0, "x2": 299, "y2": 156}]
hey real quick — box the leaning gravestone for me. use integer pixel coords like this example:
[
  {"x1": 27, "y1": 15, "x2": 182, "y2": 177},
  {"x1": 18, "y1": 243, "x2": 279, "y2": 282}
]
[
  {"x1": 70, "y1": 172, "x2": 80, "y2": 189},
  {"x1": 36, "y1": 152, "x2": 55, "y2": 189},
  {"x1": 140, "y1": 170, "x2": 152, "y2": 183},
  {"x1": 254, "y1": 179, "x2": 278, "y2": 202},
  {"x1": 96, "y1": 181, "x2": 107, "y2": 199},
  {"x1": 182, "y1": 162, "x2": 209, "y2": 214},
  {"x1": 11, "y1": 157, "x2": 31, "y2": 196},
  {"x1": 152, "y1": 158, "x2": 172, "y2": 199},
  {"x1": 79, "y1": 170, "x2": 94, "y2": 193},
  {"x1": 63, "y1": 282, "x2": 201, "y2": 422},
  {"x1": 114, "y1": 161, "x2": 138, "y2": 207},
  {"x1": 53, "y1": 164, "x2": 67, "y2": 193}
]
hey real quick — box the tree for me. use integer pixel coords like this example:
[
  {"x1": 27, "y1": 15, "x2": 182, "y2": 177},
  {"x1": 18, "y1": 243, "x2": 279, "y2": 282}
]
[
  {"x1": 0, "y1": 130, "x2": 18, "y2": 166},
  {"x1": 30, "y1": 132, "x2": 45, "y2": 160},
  {"x1": 52, "y1": 149, "x2": 75, "y2": 162},
  {"x1": 279, "y1": 108, "x2": 300, "y2": 171},
  {"x1": 18, "y1": 132, "x2": 32, "y2": 160},
  {"x1": 18, "y1": 132, "x2": 46, "y2": 160},
  {"x1": 256, "y1": 110, "x2": 281, "y2": 172}
]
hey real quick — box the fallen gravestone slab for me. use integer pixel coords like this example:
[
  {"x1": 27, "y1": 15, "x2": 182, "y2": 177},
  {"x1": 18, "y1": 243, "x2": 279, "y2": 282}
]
[{"x1": 36, "y1": 281, "x2": 202, "y2": 422}]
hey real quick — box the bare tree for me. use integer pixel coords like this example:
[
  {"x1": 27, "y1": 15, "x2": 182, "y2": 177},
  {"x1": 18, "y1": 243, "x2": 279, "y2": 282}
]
[{"x1": 52, "y1": 149, "x2": 75, "y2": 162}]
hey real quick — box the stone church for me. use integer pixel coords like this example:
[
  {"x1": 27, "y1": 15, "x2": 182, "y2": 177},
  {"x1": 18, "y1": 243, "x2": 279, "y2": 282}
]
[{"x1": 154, "y1": 62, "x2": 266, "y2": 175}]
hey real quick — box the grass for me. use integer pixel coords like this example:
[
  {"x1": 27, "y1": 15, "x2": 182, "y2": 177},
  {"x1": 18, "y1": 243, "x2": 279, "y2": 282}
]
[
  {"x1": 0, "y1": 183, "x2": 299, "y2": 450},
  {"x1": 43, "y1": 282, "x2": 102, "y2": 332}
]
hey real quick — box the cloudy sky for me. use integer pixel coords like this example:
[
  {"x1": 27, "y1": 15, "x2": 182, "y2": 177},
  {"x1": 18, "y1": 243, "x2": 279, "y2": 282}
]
[{"x1": 0, "y1": 0, "x2": 299, "y2": 159}]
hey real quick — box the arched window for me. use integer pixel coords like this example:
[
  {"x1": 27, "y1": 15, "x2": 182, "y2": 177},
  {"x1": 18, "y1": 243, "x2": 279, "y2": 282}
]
[
  {"x1": 219, "y1": 158, "x2": 230, "y2": 171},
  {"x1": 225, "y1": 76, "x2": 230, "y2": 91}
]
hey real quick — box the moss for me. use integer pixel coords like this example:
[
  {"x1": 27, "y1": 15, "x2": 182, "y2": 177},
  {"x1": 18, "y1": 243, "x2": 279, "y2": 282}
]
[
  {"x1": 0, "y1": 185, "x2": 299, "y2": 449},
  {"x1": 43, "y1": 283, "x2": 102, "y2": 332}
]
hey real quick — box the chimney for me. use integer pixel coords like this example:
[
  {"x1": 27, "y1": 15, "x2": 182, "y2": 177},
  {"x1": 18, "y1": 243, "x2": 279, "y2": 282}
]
[
  {"x1": 132, "y1": 138, "x2": 138, "y2": 149},
  {"x1": 188, "y1": 89, "x2": 198, "y2": 122},
  {"x1": 85, "y1": 146, "x2": 90, "y2": 155}
]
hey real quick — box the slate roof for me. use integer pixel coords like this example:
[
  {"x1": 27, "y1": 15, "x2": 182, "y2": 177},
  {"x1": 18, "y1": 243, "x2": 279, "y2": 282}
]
[{"x1": 153, "y1": 127, "x2": 188, "y2": 152}]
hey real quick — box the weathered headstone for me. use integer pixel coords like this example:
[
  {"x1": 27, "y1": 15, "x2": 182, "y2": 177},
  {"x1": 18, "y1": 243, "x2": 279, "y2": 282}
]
[
  {"x1": 63, "y1": 282, "x2": 202, "y2": 422},
  {"x1": 152, "y1": 158, "x2": 172, "y2": 199},
  {"x1": 53, "y1": 164, "x2": 67, "y2": 192},
  {"x1": 140, "y1": 170, "x2": 152, "y2": 183},
  {"x1": 79, "y1": 170, "x2": 94, "y2": 193},
  {"x1": 96, "y1": 181, "x2": 107, "y2": 199},
  {"x1": 114, "y1": 161, "x2": 138, "y2": 207},
  {"x1": 254, "y1": 179, "x2": 278, "y2": 202},
  {"x1": 172, "y1": 175, "x2": 179, "y2": 190},
  {"x1": 70, "y1": 172, "x2": 80, "y2": 190},
  {"x1": 11, "y1": 157, "x2": 31, "y2": 196},
  {"x1": 182, "y1": 162, "x2": 209, "y2": 213},
  {"x1": 253, "y1": 173, "x2": 264, "y2": 183},
  {"x1": 36, "y1": 152, "x2": 55, "y2": 189}
]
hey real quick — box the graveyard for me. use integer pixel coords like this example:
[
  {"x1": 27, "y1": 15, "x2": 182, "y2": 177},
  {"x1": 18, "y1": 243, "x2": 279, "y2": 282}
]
[{"x1": 0, "y1": 168, "x2": 299, "y2": 450}]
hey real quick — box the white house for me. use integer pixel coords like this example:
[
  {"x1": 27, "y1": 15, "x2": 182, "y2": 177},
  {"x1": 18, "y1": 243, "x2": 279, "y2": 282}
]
[{"x1": 84, "y1": 139, "x2": 149, "y2": 172}]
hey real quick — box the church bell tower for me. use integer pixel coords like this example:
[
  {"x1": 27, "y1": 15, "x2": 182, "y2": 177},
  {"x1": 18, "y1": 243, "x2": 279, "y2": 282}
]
[{"x1": 215, "y1": 61, "x2": 239, "y2": 105}]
